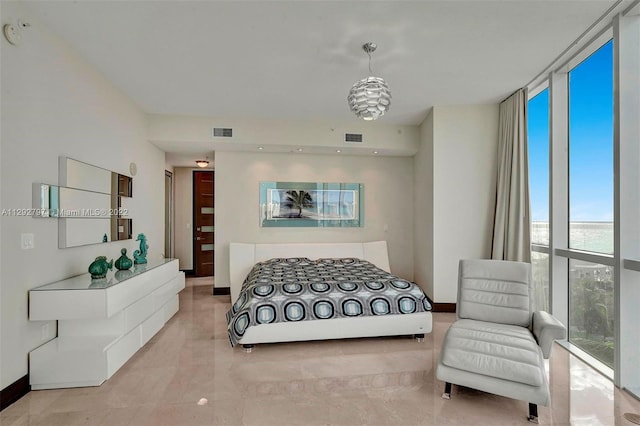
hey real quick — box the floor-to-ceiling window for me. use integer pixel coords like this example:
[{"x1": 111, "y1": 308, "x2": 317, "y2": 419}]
[
  {"x1": 528, "y1": 4, "x2": 640, "y2": 396},
  {"x1": 567, "y1": 40, "x2": 614, "y2": 368},
  {"x1": 528, "y1": 87, "x2": 550, "y2": 312}
]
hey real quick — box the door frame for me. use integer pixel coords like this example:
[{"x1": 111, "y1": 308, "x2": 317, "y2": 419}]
[{"x1": 164, "y1": 170, "x2": 173, "y2": 259}]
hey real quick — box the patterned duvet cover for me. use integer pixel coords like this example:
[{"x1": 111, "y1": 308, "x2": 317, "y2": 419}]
[{"x1": 226, "y1": 257, "x2": 432, "y2": 346}]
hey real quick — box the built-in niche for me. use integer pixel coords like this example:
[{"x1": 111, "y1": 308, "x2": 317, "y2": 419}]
[{"x1": 33, "y1": 157, "x2": 133, "y2": 248}]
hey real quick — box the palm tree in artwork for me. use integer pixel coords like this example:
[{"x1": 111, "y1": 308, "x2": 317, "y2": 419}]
[{"x1": 284, "y1": 190, "x2": 313, "y2": 218}]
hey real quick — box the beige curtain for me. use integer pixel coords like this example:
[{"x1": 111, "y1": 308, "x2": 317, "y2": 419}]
[{"x1": 491, "y1": 88, "x2": 531, "y2": 262}]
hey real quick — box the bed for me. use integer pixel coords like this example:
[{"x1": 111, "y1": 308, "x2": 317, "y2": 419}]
[{"x1": 227, "y1": 241, "x2": 432, "y2": 349}]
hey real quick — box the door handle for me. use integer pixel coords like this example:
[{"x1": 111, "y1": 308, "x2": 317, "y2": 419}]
[{"x1": 195, "y1": 237, "x2": 203, "y2": 241}]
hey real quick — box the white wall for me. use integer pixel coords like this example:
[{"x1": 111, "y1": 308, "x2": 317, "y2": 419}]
[
  {"x1": 414, "y1": 110, "x2": 434, "y2": 297},
  {"x1": 173, "y1": 167, "x2": 194, "y2": 270},
  {"x1": 431, "y1": 105, "x2": 499, "y2": 303},
  {"x1": 215, "y1": 151, "x2": 415, "y2": 288},
  {"x1": 0, "y1": 3, "x2": 165, "y2": 388},
  {"x1": 173, "y1": 167, "x2": 193, "y2": 269},
  {"x1": 0, "y1": 3, "x2": 3, "y2": 382},
  {"x1": 164, "y1": 156, "x2": 174, "y2": 174}
]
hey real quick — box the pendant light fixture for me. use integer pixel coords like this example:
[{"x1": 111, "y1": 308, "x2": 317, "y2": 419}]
[
  {"x1": 195, "y1": 158, "x2": 209, "y2": 168},
  {"x1": 347, "y1": 42, "x2": 391, "y2": 121}
]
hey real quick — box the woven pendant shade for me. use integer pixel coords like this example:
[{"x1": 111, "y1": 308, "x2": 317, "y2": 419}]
[
  {"x1": 347, "y1": 76, "x2": 391, "y2": 121},
  {"x1": 347, "y1": 42, "x2": 391, "y2": 121}
]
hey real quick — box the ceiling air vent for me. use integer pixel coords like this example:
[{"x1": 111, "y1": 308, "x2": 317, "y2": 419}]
[
  {"x1": 213, "y1": 127, "x2": 233, "y2": 138},
  {"x1": 345, "y1": 133, "x2": 363, "y2": 143}
]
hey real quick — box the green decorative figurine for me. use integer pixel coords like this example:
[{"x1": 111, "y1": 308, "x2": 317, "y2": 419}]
[
  {"x1": 102, "y1": 233, "x2": 108, "y2": 243},
  {"x1": 88, "y1": 256, "x2": 113, "y2": 279},
  {"x1": 115, "y1": 248, "x2": 133, "y2": 270},
  {"x1": 133, "y1": 233, "x2": 148, "y2": 264}
]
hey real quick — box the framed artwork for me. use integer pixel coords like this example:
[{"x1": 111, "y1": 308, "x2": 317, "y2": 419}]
[{"x1": 259, "y1": 182, "x2": 363, "y2": 227}]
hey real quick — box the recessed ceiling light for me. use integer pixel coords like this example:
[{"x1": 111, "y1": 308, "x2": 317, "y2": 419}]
[
  {"x1": 336, "y1": 149, "x2": 341, "y2": 153},
  {"x1": 297, "y1": 148, "x2": 303, "y2": 152},
  {"x1": 373, "y1": 151, "x2": 379, "y2": 154},
  {"x1": 258, "y1": 146, "x2": 264, "y2": 150}
]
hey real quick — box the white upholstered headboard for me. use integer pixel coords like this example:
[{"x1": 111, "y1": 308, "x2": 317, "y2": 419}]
[{"x1": 229, "y1": 241, "x2": 390, "y2": 303}]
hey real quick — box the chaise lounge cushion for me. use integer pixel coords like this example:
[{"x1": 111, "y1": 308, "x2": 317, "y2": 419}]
[
  {"x1": 440, "y1": 319, "x2": 545, "y2": 387},
  {"x1": 458, "y1": 259, "x2": 532, "y2": 326}
]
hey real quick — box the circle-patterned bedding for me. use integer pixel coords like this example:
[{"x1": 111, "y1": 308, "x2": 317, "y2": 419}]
[{"x1": 226, "y1": 257, "x2": 432, "y2": 346}]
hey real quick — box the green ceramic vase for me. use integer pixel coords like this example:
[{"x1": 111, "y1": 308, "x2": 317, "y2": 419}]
[{"x1": 115, "y1": 248, "x2": 133, "y2": 270}]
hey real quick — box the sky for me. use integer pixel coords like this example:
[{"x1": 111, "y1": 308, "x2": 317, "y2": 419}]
[{"x1": 528, "y1": 40, "x2": 613, "y2": 223}]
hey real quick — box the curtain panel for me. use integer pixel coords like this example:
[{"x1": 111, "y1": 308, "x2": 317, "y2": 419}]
[{"x1": 491, "y1": 88, "x2": 531, "y2": 263}]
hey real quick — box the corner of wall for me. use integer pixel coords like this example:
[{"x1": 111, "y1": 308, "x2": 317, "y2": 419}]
[{"x1": 413, "y1": 111, "x2": 435, "y2": 297}]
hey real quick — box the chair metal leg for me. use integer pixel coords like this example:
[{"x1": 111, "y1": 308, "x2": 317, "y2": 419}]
[
  {"x1": 242, "y1": 344, "x2": 254, "y2": 353},
  {"x1": 527, "y1": 403, "x2": 538, "y2": 424},
  {"x1": 414, "y1": 333, "x2": 425, "y2": 342},
  {"x1": 442, "y1": 382, "x2": 452, "y2": 399}
]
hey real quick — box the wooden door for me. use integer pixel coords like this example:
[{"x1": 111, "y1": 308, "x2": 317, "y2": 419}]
[{"x1": 193, "y1": 171, "x2": 214, "y2": 276}]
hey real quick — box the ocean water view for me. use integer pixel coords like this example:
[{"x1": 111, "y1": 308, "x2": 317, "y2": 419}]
[
  {"x1": 531, "y1": 221, "x2": 615, "y2": 368},
  {"x1": 532, "y1": 221, "x2": 613, "y2": 254}
]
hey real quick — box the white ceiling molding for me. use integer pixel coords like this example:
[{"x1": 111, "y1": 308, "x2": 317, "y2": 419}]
[{"x1": 526, "y1": 0, "x2": 631, "y2": 91}]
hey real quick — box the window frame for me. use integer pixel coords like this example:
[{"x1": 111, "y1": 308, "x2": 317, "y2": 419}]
[
  {"x1": 558, "y1": 34, "x2": 615, "y2": 378},
  {"x1": 526, "y1": 4, "x2": 640, "y2": 393},
  {"x1": 527, "y1": 84, "x2": 551, "y2": 313}
]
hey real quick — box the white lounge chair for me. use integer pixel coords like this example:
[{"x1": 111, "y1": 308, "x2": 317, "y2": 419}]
[{"x1": 436, "y1": 259, "x2": 566, "y2": 423}]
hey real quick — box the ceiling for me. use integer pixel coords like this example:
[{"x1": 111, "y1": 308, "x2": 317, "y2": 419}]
[
  {"x1": 25, "y1": 0, "x2": 617, "y2": 129},
  {"x1": 165, "y1": 152, "x2": 215, "y2": 169}
]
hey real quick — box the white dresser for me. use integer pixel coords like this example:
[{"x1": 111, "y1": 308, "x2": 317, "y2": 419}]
[{"x1": 29, "y1": 258, "x2": 185, "y2": 390}]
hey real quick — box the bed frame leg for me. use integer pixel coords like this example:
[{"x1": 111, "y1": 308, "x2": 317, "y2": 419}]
[
  {"x1": 527, "y1": 403, "x2": 538, "y2": 423},
  {"x1": 442, "y1": 382, "x2": 452, "y2": 399},
  {"x1": 414, "y1": 333, "x2": 425, "y2": 342},
  {"x1": 242, "y1": 344, "x2": 254, "y2": 353}
]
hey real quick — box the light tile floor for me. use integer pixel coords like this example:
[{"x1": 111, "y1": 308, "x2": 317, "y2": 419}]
[{"x1": 2, "y1": 279, "x2": 640, "y2": 425}]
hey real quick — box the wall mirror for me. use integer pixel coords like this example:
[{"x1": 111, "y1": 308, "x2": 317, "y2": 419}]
[
  {"x1": 59, "y1": 157, "x2": 132, "y2": 197},
  {"x1": 32, "y1": 157, "x2": 133, "y2": 248}
]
